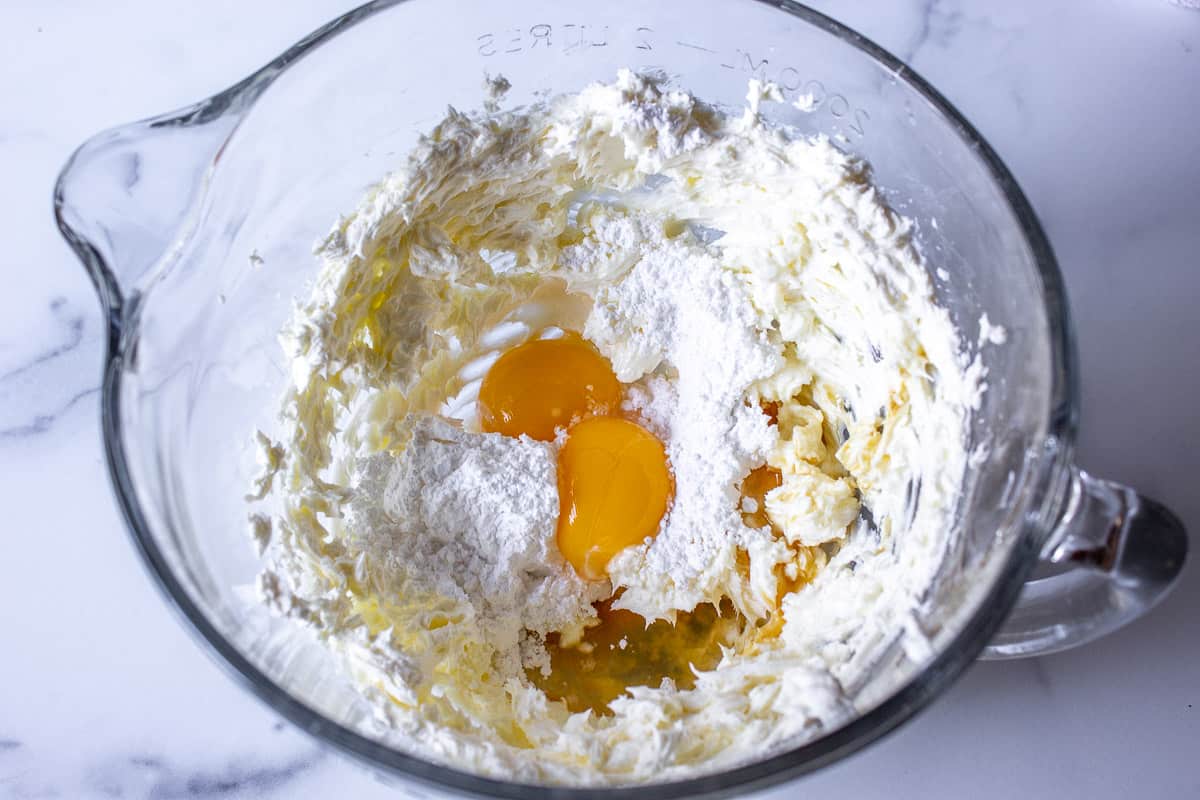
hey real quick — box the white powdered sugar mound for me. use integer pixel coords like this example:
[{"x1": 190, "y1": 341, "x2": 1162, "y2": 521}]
[
  {"x1": 347, "y1": 416, "x2": 603, "y2": 653},
  {"x1": 582, "y1": 230, "x2": 783, "y2": 620}
]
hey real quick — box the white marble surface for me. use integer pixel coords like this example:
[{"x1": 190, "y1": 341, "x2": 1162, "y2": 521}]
[{"x1": 2, "y1": 0, "x2": 1197, "y2": 797}]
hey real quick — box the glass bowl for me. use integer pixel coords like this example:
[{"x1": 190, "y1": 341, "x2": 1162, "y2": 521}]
[{"x1": 54, "y1": 1, "x2": 1187, "y2": 796}]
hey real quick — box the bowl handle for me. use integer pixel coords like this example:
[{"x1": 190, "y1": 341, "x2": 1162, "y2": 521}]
[
  {"x1": 982, "y1": 466, "x2": 1187, "y2": 659},
  {"x1": 54, "y1": 105, "x2": 241, "y2": 334}
]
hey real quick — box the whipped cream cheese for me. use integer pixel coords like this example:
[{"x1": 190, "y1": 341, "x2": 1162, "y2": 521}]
[{"x1": 250, "y1": 71, "x2": 985, "y2": 785}]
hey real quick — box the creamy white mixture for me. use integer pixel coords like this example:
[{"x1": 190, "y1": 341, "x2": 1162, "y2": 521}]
[{"x1": 250, "y1": 71, "x2": 985, "y2": 784}]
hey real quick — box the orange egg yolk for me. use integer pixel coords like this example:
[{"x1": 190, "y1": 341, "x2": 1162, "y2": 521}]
[
  {"x1": 556, "y1": 416, "x2": 673, "y2": 580},
  {"x1": 478, "y1": 333, "x2": 622, "y2": 442}
]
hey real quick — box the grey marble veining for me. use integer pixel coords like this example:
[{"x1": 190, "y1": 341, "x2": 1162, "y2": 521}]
[
  {"x1": 80, "y1": 751, "x2": 324, "y2": 800},
  {"x1": 2, "y1": 1, "x2": 1197, "y2": 798}
]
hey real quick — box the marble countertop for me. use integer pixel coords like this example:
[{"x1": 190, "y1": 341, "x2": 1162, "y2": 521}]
[{"x1": 2, "y1": 0, "x2": 1197, "y2": 797}]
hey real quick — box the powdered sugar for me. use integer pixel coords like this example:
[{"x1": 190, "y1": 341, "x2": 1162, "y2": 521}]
[
  {"x1": 582, "y1": 228, "x2": 783, "y2": 620},
  {"x1": 621, "y1": 374, "x2": 675, "y2": 440},
  {"x1": 348, "y1": 416, "x2": 604, "y2": 653},
  {"x1": 555, "y1": 206, "x2": 660, "y2": 288}
]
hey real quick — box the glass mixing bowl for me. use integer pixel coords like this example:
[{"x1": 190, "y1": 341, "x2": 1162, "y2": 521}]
[{"x1": 55, "y1": 1, "x2": 1187, "y2": 796}]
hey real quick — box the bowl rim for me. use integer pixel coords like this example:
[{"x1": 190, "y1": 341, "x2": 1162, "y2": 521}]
[{"x1": 56, "y1": 0, "x2": 1078, "y2": 796}]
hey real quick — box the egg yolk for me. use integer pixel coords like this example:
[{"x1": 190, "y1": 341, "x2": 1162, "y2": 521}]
[
  {"x1": 478, "y1": 333, "x2": 622, "y2": 442},
  {"x1": 556, "y1": 417, "x2": 673, "y2": 581}
]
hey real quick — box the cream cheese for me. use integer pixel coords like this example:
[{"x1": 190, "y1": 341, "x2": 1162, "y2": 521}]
[{"x1": 250, "y1": 70, "x2": 984, "y2": 785}]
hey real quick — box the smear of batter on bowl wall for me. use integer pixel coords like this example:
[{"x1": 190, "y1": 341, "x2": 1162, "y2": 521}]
[{"x1": 247, "y1": 70, "x2": 989, "y2": 785}]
